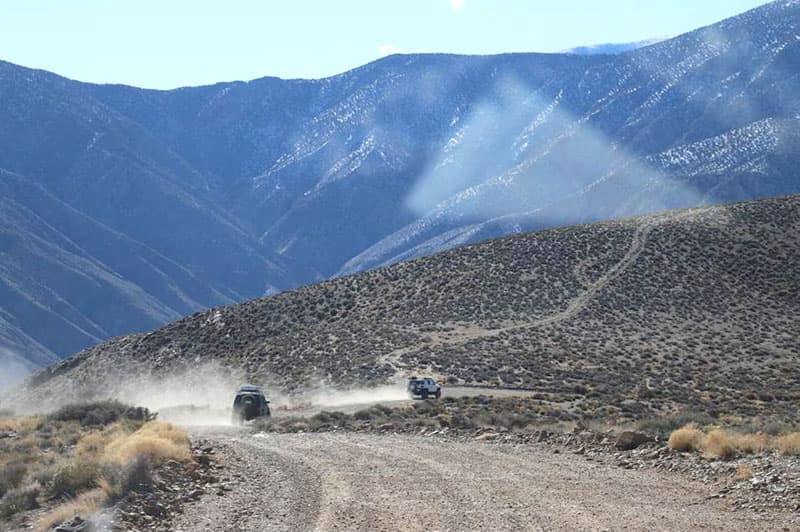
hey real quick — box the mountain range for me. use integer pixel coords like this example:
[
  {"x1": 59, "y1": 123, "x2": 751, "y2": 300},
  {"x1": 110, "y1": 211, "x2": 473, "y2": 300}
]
[{"x1": 2, "y1": 0, "x2": 800, "y2": 382}]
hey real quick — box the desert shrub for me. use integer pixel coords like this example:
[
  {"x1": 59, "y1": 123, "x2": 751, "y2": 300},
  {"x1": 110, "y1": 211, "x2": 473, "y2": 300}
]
[
  {"x1": 103, "y1": 421, "x2": 190, "y2": 464},
  {"x1": 759, "y1": 421, "x2": 798, "y2": 436},
  {"x1": 732, "y1": 419, "x2": 797, "y2": 436},
  {"x1": 49, "y1": 401, "x2": 126, "y2": 425},
  {"x1": 99, "y1": 456, "x2": 153, "y2": 503},
  {"x1": 353, "y1": 408, "x2": 374, "y2": 421},
  {"x1": 449, "y1": 414, "x2": 476, "y2": 429},
  {"x1": 667, "y1": 423, "x2": 703, "y2": 452},
  {"x1": 286, "y1": 421, "x2": 311, "y2": 432},
  {"x1": 637, "y1": 412, "x2": 716, "y2": 437},
  {"x1": 32, "y1": 466, "x2": 58, "y2": 489},
  {"x1": 774, "y1": 432, "x2": 800, "y2": 455},
  {"x1": 734, "y1": 432, "x2": 769, "y2": 454},
  {"x1": 359, "y1": 404, "x2": 389, "y2": 417},
  {"x1": 48, "y1": 401, "x2": 153, "y2": 427},
  {"x1": 700, "y1": 429, "x2": 736, "y2": 460},
  {"x1": 0, "y1": 463, "x2": 27, "y2": 498},
  {"x1": 47, "y1": 462, "x2": 100, "y2": 500},
  {"x1": 0, "y1": 483, "x2": 40, "y2": 518},
  {"x1": 309, "y1": 411, "x2": 351, "y2": 431},
  {"x1": 76, "y1": 430, "x2": 116, "y2": 463},
  {"x1": 56, "y1": 424, "x2": 83, "y2": 447},
  {"x1": 120, "y1": 406, "x2": 154, "y2": 422}
]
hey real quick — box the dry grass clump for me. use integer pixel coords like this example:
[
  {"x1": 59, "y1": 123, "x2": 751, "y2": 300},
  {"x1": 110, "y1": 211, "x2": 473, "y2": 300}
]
[
  {"x1": 667, "y1": 423, "x2": 703, "y2": 452},
  {"x1": 0, "y1": 403, "x2": 190, "y2": 529},
  {"x1": 0, "y1": 416, "x2": 44, "y2": 433},
  {"x1": 668, "y1": 425, "x2": 800, "y2": 458},
  {"x1": 734, "y1": 432, "x2": 769, "y2": 454},
  {"x1": 34, "y1": 488, "x2": 105, "y2": 532},
  {"x1": 774, "y1": 432, "x2": 800, "y2": 455},
  {"x1": 700, "y1": 429, "x2": 737, "y2": 460},
  {"x1": 102, "y1": 421, "x2": 190, "y2": 465},
  {"x1": 75, "y1": 430, "x2": 118, "y2": 463},
  {"x1": 47, "y1": 462, "x2": 100, "y2": 500}
]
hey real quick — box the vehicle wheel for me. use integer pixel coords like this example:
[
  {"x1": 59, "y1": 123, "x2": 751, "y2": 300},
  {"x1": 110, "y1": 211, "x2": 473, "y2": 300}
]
[{"x1": 435, "y1": 390, "x2": 441, "y2": 399}]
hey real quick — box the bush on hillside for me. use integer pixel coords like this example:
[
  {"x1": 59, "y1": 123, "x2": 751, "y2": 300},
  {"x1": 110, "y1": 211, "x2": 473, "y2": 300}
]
[
  {"x1": 775, "y1": 433, "x2": 800, "y2": 455},
  {"x1": 667, "y1": 423, "x2": 704, "y2": 452},
  {"x1": 47, "y1": 462, "x2": 100, "y2": 500},
  {"x1": 0, "y1": 463, "x2": 26, "y2": 499},
  {"x1": 99, "y1": 455, "x2": 153, "y2": 503},
  {"x1": 48, "y1": 401, "x2": 154, "y2": 427},
  {"x1": 636, "y1": 412, "x2": 716, "y2": 438},
  {"x1": 102, "y1": 421, "x2": 190, "y2": 464},
  {"x1": 0, "y1": 483, "x2": 40, "y2": 519}
]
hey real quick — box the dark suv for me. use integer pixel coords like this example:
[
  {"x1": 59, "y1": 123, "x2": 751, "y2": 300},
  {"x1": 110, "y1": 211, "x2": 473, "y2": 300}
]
[{"x1": 232, "y1": 385, "x2": 271, "y2": 424}]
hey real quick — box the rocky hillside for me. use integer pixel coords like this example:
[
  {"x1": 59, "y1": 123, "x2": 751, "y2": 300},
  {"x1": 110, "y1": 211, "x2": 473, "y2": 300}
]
[
  {"x1": 19, "y1": 195, "x2": 800, "y2": 421},
  {"x1": 3, "y1": 0, "x2": 800, "y2": 371}
]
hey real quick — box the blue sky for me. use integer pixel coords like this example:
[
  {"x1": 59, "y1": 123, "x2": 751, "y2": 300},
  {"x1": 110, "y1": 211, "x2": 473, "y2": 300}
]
[{"x1": 0, "y1": 0, "x2": 769, "y2": 89}]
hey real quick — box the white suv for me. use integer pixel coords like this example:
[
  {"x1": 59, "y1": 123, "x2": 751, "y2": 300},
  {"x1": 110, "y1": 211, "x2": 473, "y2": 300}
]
[{"x1": 407, "y1": 377, "x2": 442, "y2": 399}]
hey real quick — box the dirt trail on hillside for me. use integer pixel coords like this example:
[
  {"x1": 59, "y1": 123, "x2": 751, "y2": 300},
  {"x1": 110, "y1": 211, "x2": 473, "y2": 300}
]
[
  {"x1": 173, "y1": 429, "x2": 793, "y2": 531},
  {"x1": 382, "y1": 212, "x2": 697, "y2": 373}
]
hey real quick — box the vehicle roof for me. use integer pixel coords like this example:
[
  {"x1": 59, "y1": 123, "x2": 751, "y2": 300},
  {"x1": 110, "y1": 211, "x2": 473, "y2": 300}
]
[{"x1": 238, "y1": 385, "x2": 262, "y2": 392}]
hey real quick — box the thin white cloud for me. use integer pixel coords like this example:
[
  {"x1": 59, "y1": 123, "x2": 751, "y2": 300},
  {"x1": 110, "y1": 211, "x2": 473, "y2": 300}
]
[
  {"x1": 450, "y1": 0, "x2": 464, "y2": 12},
  {"x1": 377, "y1": 43, "x2": 400, "y2": 56}
]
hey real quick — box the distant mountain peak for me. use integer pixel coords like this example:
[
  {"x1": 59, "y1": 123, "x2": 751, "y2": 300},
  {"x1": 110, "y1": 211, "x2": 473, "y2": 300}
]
[{"x1": 562, "y1": 38, "x2": 665, "y2": 55}]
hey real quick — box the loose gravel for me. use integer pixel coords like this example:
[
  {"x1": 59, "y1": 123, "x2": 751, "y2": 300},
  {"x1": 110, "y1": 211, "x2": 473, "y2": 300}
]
[{"x1": 172, "y1": 428, "x2": 797, "y2": 531}]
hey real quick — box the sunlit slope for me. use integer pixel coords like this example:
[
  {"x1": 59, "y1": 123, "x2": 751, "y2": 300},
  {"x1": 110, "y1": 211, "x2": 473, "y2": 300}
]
[{"x1": 22, "y1": 195, "x2": 800, "y2": 420}]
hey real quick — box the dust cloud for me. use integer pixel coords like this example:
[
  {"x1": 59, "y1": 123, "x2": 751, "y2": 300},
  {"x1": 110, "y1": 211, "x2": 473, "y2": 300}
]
[
  {"x1": 0, "y1": 348, "x2": 38, "y2": 392},
  {"x1": 117, "y1": 362, "x2": 249, "y2": 426},
  {"x1": 304, "y1": 384, "x2": 408, "y2": 408},
  {"x1": 0, "y1": 357, "x2": 411, "y2": 424},
  {"x1": 66, "y1": 362, "x2": 410, "y2": 425}
]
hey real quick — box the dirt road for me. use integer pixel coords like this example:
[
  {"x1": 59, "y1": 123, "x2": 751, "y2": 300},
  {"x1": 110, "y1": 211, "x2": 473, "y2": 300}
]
[
  {"x1": 158, "y1": 385, "x2": 539, "y2": 424},
  {"x1": 173, "y1": 428, "x2": 794, "y2": 531}
]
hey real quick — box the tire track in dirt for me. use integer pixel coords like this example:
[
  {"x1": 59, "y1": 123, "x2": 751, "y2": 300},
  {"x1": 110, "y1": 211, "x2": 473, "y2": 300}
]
[
  {"x1": 318, "y1": 434, "x2": 535, "y2": 530},
  {"x1": 177, "y1": 429, "x2": 794, "y2": 531}
]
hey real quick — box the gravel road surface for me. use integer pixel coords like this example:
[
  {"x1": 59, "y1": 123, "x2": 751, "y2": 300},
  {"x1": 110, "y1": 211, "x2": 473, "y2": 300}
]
[{"x1": 173, "y1": 428, "x2": 795, "y2": 531}]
